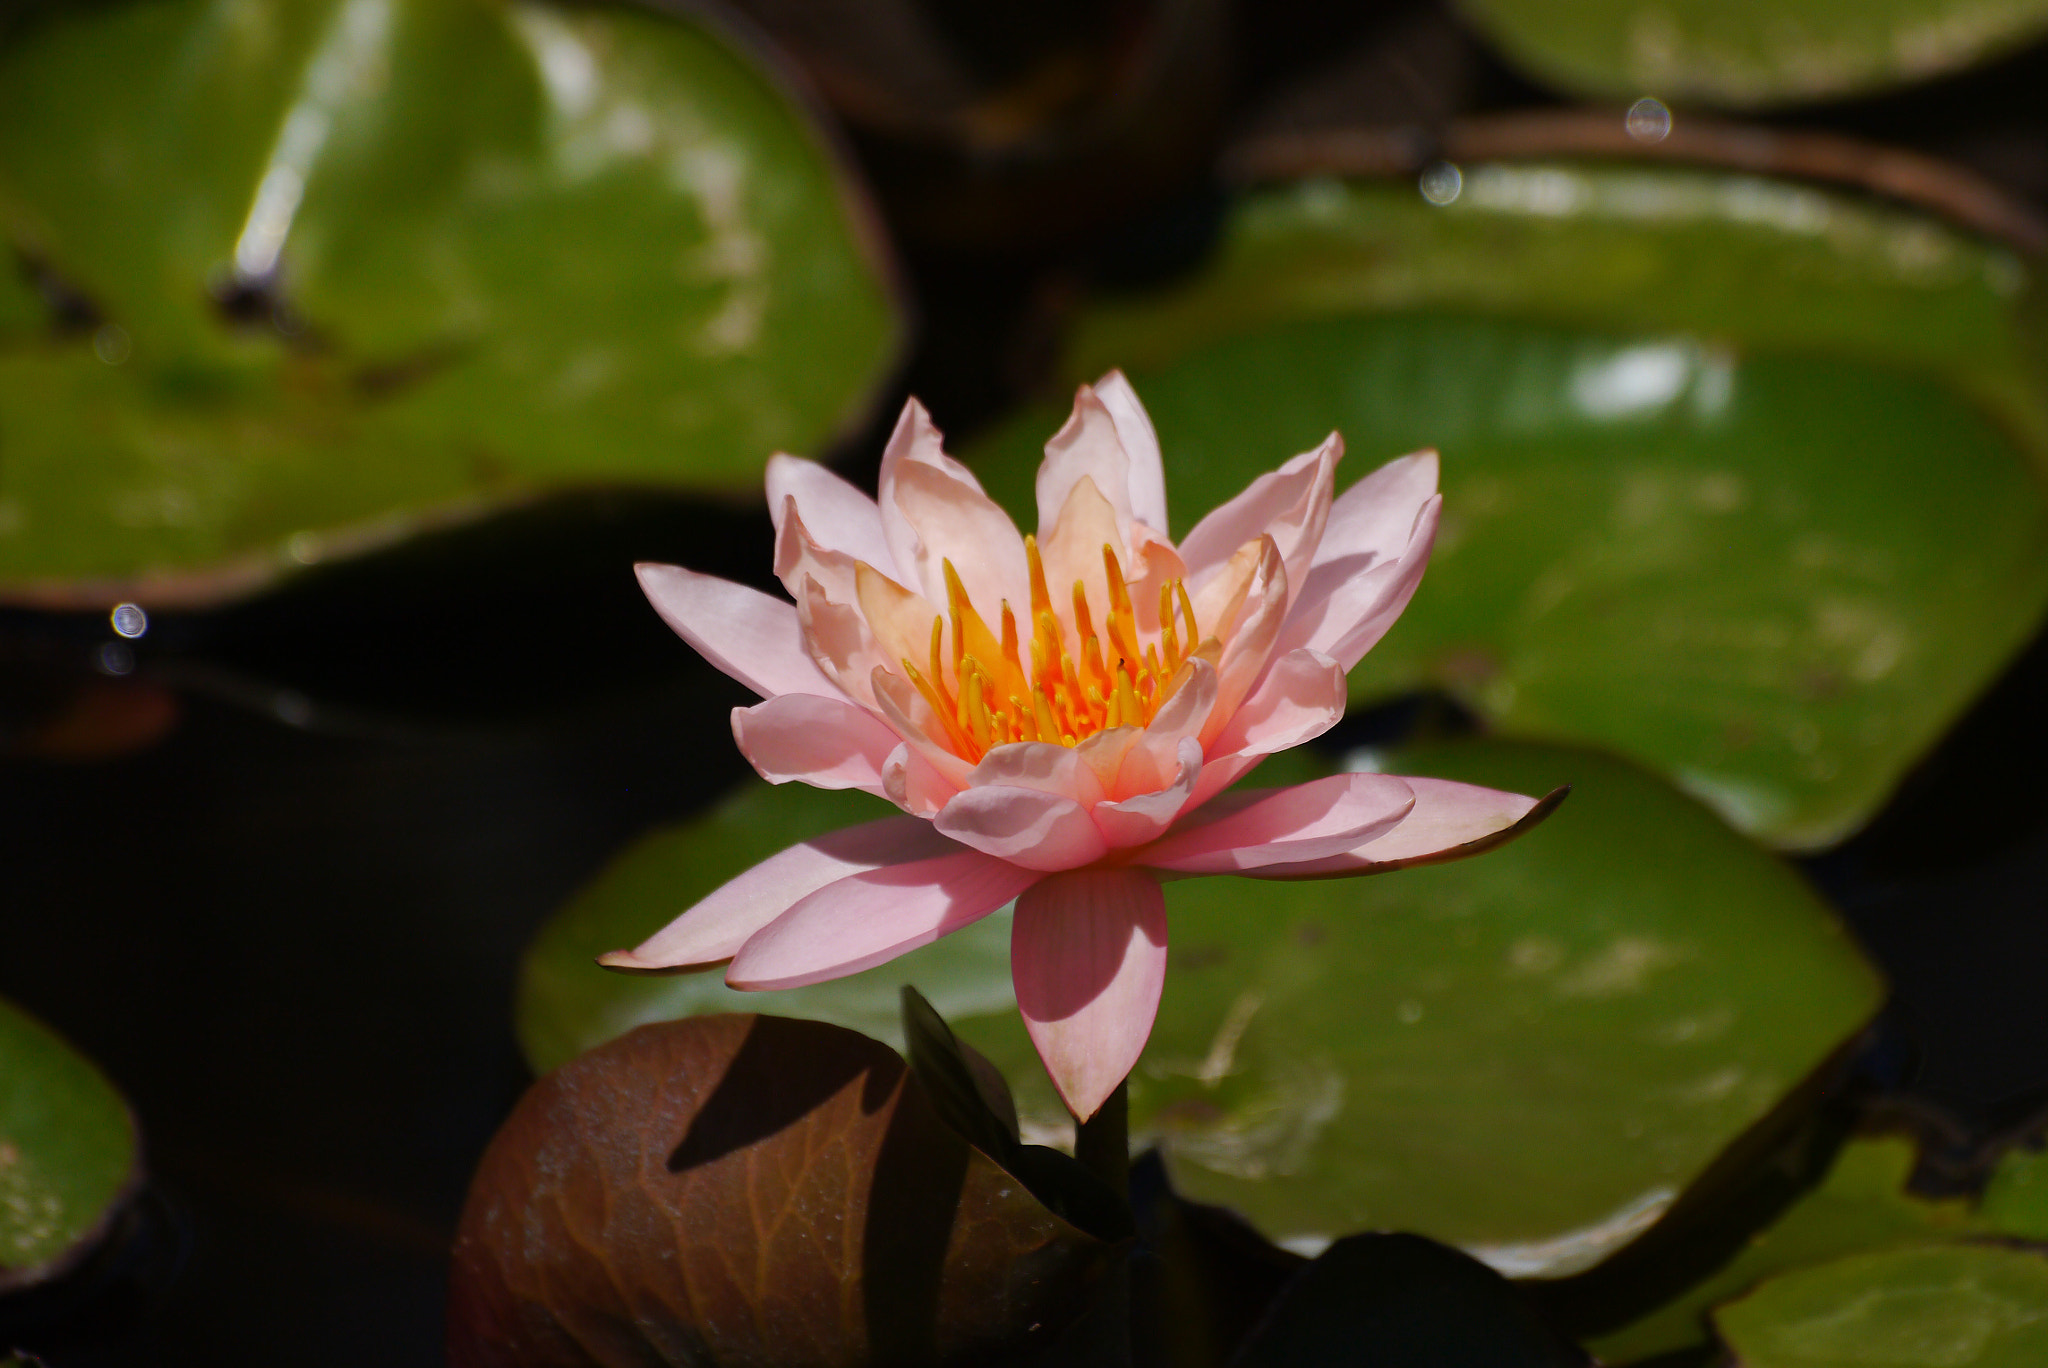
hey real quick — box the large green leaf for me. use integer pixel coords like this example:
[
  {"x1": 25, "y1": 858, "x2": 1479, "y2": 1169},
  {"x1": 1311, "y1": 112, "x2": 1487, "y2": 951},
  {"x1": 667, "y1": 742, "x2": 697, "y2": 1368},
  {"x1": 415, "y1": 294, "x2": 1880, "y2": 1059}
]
[
  {"x1": 0, "y1": 0, "x2": 902, "y2": 604},
  {"x1": 0, "y1": 997, "x2": 139, "y2": 1289},
  {"x1": 968, "y1": 168, "x2": 2048, "y2": 848},
  {"x1": 1713, "y1": 1243, "x2": 2048, "y2": 1366},
  {"x1": 952, "y1": 740, "x2": 1882, "y2": 1276},
  {"x1": 523, "y1": 739, "x2": 1883, "y2": 1277},
  {"x1": 1455, "y1": 0, "x2": 2048, "y2": 106},
  {"x1": 1587, "y1": 1137, "x2": 1979, "y2": 1364}
]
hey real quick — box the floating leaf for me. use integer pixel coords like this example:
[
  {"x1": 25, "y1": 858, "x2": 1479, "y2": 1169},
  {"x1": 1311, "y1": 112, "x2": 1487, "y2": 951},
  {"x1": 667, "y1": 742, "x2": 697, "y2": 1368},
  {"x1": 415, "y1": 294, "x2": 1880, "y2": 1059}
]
[
  {"x1": 1979, "y1": 1142, "x2": 2048, "y2": 1241},
  {"x1": 0, "y1": 996, "x2": 139, "y2": 1290},
  {"x1": 516, "y1": 781, "x2": 1018, "y2": 1076},
  {"x1": 1453, "y1": 0, "x2": 2048, "y2": 106},
  {"x1": 447, "y1": 1013, "x2": 1111, "y2": 1367},
  {"x1": 1585, "y1": 1137, "x2": 1979, "y2": 1364},
  {"x1": 949, "y1": 740, "x2": 1884, "y2": 1276},
  {"x1": 1230, "y1": 1233, "x2": 1589, "y2": 1367},
  {"x1": 0, "y1": 0, "x2": 902, "y2": 604},
  {"x1": 969, "y1": 167, "x2": 2048, "y2": 847},
  {"x1": 1712, "y1": 1242, "x2": 2048, "y2": 1367}
]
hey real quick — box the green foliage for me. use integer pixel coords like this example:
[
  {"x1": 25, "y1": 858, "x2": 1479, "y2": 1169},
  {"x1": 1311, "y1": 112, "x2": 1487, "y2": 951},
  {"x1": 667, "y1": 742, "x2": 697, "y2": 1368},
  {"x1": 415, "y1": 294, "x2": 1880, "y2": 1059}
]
[
  {"x1": 0, "y1": 0, "x2": 902, "y2": 603},
  {"x1": 0, "y1": 996, "x2": 137, "y2": 1288}
]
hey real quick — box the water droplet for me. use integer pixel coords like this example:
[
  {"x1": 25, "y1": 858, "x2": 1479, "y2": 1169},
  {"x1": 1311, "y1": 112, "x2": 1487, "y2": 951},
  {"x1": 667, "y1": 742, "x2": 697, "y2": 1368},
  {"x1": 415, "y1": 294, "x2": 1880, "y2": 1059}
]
[
  {"x1": 110, "y1": 603, "x2": 148, "y2": 638},
  {"x1": 93, "y1": 324, "x2": 132, "y2": 365},
  {"x1": 1626, "y1": 98, "x2": 1672, "y2": 144},
  {"x1": 1418, "y1": 161, "x2": 1462, "y2": 206}
]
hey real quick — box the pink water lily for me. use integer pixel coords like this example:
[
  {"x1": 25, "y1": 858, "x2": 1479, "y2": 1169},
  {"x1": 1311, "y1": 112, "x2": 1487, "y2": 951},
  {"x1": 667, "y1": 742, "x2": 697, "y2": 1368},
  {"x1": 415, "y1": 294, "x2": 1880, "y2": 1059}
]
[{"x1": 606, "y1": 373, "x2": 1556, "y2": 1120}]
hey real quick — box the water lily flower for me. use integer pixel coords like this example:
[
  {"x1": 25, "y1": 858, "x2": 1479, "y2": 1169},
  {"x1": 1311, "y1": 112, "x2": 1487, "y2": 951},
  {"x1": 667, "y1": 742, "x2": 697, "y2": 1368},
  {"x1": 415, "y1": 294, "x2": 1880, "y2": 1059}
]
[{"x1": 606, "y1": 374, "x2": 1557, "y2": 1120}]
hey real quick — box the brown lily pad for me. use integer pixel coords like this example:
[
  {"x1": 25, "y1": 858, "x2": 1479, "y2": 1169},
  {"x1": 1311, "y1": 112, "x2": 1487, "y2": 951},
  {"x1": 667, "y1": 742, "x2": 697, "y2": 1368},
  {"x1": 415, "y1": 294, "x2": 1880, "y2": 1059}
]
[{"x1": 448, "y1": 1014, "x2": 1114, "y2": 1367}]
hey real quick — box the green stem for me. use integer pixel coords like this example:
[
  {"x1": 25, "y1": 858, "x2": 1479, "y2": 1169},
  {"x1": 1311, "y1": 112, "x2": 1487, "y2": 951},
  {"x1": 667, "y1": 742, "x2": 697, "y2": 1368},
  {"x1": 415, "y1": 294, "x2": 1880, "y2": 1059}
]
[{"x1": 1073, "y1": 1079, "x2": 1129, "y2": 1199}]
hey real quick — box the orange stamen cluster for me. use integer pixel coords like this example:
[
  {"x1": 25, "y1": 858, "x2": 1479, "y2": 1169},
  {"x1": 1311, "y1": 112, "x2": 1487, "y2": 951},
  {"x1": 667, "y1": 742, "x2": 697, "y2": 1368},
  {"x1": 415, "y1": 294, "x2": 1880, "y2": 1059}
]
[{"x1": 900, "y1": 538, "x2": 1205, "y2": 762}]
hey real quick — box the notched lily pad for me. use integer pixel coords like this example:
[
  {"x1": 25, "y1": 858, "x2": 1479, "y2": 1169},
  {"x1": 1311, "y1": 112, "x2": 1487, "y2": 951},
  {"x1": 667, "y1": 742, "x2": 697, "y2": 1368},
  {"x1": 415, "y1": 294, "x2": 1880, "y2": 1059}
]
[
  {"x1": 0, "y1": 996, "x2": 140, "y2": 1291},
  {"x1": 0, "y1": 0, "x2": 903, "y2": 604},
  {"x1": 1712, "y1": 1242, "x2": 2048, "y2": 1367},
  {"x1": 970, "y1": 165, "x2": 2048, "y2": 847},
  {"x1": 447, "y1": 1013, "x2": 1111, "y2": 1367},
  {"x1": 947, "y1": 740, "x2": 1884, "y2": 1277},
  {"x1": 1453, "y1": 0, "x2": 2048, "y2": 107}
]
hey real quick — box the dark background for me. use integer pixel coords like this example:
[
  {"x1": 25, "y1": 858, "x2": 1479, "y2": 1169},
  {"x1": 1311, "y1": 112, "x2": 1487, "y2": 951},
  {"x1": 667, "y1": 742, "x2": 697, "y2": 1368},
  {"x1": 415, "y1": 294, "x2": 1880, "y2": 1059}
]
[{"x1": 5, "y1": 0, "x2": 2048, "y2": 1361}]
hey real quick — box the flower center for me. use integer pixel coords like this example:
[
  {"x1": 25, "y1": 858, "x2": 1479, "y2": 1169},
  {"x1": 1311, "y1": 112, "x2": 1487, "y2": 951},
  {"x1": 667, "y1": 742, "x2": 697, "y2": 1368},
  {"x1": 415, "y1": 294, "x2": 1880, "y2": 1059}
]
[{"x1": 899, "y1": 537, "x2": 1210, "y2": 761}]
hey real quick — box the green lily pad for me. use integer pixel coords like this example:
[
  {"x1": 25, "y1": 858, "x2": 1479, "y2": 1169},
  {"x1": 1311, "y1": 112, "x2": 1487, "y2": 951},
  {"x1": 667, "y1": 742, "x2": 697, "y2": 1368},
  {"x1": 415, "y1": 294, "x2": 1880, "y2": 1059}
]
[
  {"x1": 525, "y1": 738, "x2": 1883, "y2": 1277},
  {"x1": 968, "y1": 168, "x2": 2048, "y2": 848},
  {"x1": 1978, "y1": 1143, "x2": 2048, "y2": 1241},
  {"x1": 1713, "y1": 1242, "x2": 2048, "y2": 1367},
  {"x1": 964, "y1": 740, "x2": 1883, "y2": 1275},
  {"x1": 0, "y1": 0, "x2": 901, "y2": 604},
  {"x1": 1455, "y1": 0, "x2": 2048, "y2": 107},
  {"x1": 1588, "y1": 1137, "x2": 1980, "y2": 1364},
  {"x1": 0, "y1": 996, "x2": 139, "y2": 1289},
  {"x1": 517, "y1": 781, "x2": 1020, "y2": 1076}
]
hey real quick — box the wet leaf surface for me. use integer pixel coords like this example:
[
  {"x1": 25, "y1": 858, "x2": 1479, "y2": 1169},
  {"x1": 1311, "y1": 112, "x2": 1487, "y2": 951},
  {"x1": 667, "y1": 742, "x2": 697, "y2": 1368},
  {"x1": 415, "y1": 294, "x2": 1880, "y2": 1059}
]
[
  {"x1": 1586, "y1": 1137, "x2": 1979, "y2": 1364},
  {"x1": 448, "y1": 1013, "x2": 1112, "y2": 1368},
  {"x1": 969, "y1": 167, "x2": 2048, "y2": 847},
  {"x1": 1454, "y1": 0, "x2": 2048, "y2": 106},
  {"x1": 0, "y1": 996, "x2": 139, "y2": 1291},
  {"x1": 1712, "y1": 1241, "x2": 2048, "y2": 1367},
  {"x1": 0, "y1": 0, "x2": 902, "y2": 604}
]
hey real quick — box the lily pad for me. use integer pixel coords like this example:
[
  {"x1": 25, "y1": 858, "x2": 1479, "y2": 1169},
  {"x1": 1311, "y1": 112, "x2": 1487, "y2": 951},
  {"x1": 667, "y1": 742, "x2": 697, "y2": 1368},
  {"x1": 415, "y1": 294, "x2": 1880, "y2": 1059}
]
[
  {"x1": 0, "y1": 0, "x2": 902, "y2": 605},
  {"x1": 0, "y1": 996, "x2": 139, "y2": 1290},
  {"x1": 526, "y1": 738, "x2": 1883, "y2": 1277},
  {"x1": 1712, "y1": 1242, "x2": 2048, "y2": 1367},
  {"x1": 517, "y1": 780, "x2": 1020, "y2": 1076},
  {"x1": 968, "y1": 168, "x2": 2048, "y2": 847},
  {"x1": 1587, "y1": 1137, "x2": 1980, "y2": 1364},
  {"x1": 1454, "y1": 0, "x2": 2048, "y2": 107},
  {"x1": 951, "y1": 741, "x2": 1883, "y2": 1275}
]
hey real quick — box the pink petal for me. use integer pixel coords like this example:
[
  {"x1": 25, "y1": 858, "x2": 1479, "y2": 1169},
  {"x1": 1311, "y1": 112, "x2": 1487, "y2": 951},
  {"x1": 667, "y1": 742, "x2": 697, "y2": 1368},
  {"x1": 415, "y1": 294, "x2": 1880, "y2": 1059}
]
[
  {"x1": 773, "y1": 498, "x2": 864, "y2": 609},
  {"x1": 1245, "y1": 777, "x2": 1565, "y2": 879},
  {"x1": 766, "y1": 454, "x2": 898, "y2": 580},
  {"x1": 1094, "y1": 736, "x2": 1202, "y2": 849},
  {"x1": 876, "y1": 399, "x2": 953, "y2": 586},
  {"x1": 731, "y1": 693, "x2": 900, "y2": 795},
  {"x1": 968, "y1": 741, "x2": 1107, "y2": 806},
  {"x1": 727, "y1": 848, "x2": 1040, "y2": 989},
  {"x1": 598, "y1": 816, "x2": 955, "y2": 972},
  {"x1": 1310, "y1": 450, "x2": 1438, "y2": 574},
  {"x1": 1138, "y1": 772, "x2": 1415, "y2": 873},
  {"x1": 1184, "y1": 647, "x2": 1344, "y2": 810},
  {"x1": 1039, "y1": 386, "x2": 1135, "y2": 545},
  {"x1": 635, "y1": 563, "x2": 830, "y2": 699},
  {"x1": 796, "y1": 576, "x2": 892, "y2": 706},
  {"x1": 1283, "y1": 495, "x2": 1442, "y2": 670},
  {"x1": 869, "y1": 668, "x2": 976, "y2": 786},
  {"x1": 1040, "y1": 475, "x2": 1128, "y2": 643},
  {"x1": 1092, "y1": 370, "x2": 1168, "y2": 533},
  {"x1": 1177, "y1": 433, "x2": 1340, "y2": 606},
  {"x1": 891, "y1": 456, "x2": 1030, "y2": 620},
  {"x1": 933, "y1": 785, "x2": 1110, "y2": 871},
  {"x1": 1202, "y1": 538, "x2": 1292, "y2": 749},
  {"x1": 1012, "y1": 868, "x2": 1169, "y2": 1121},
  {"x1": 883, "y1": 742, "x2": 964, "y2": 816}
]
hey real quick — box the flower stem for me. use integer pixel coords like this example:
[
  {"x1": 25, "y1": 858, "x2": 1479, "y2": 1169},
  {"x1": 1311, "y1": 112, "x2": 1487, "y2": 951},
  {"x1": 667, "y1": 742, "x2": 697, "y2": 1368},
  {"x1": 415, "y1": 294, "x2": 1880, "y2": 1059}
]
[{"x1": 1074, "y1": 1080, "x2": 1129, "y2": 1200}]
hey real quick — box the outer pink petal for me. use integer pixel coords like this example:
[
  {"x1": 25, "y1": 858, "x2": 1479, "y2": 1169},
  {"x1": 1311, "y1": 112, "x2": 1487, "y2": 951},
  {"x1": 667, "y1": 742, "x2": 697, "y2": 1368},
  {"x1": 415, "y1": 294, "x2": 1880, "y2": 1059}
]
[
  {"x1": 1283, "y1": 494, "x2": 1442, "y2": 670},
  {"x1": 1013, "y1": 868, "x2": 1169, "y2": 1121},
  {"x1": 1038, "y1": 386, "x2": 1135, "y2": 543},
  {"x1": 598, "y1": 816, "x2": 955, "y2": 972},
  {"x1": 732, "y1": 693, "x2": 899, "y2": 795},
  {"x1": 797, "y1": 576, "x2": 892, "y2": 706},
  {"x1": 883, "y1": 742, "x2": 964, "y2": 816},
  {"x1": 875, "y1": 399, "x2": 953, "y2": 585},
  {"x1": 1092, "y1": 370, "x2": 1167, "y2": 533},
  {"x1": 1138, "y1": 772, "x2": 1415, "y2": 873},
  {"x1": 1241, "y1": 777, "x2": 1564, "y2": 878},
  {"x1": 766, "y1": 454, "x2": 898, "y2": 580},
  {"x1": 1202, "y1": 538, "x2": 1292, "y2": 749},
  {"x1": 773, "y1": 499, "x2": 865, "y2": 609},
  {"x1": 635, "y1": 563, "x2": 830, "y2": 699},
  {"x1": 1310, "y1": 450, "x2": 1438, "y2": 574},
  {"x1": 1094, "y1": 736, "x2": 1202, "y2": 849},
  {"x1": 1177, "y1": 433, "x2": 1340, "y2": 604},
  {"x1": 1184, "y1": 647, "x2": 1345, "y2": 810},
  {"x1": 933, "y1": 785, "x2": 1111, "y2": 871},
  {"x1": 728, "y1": 849, "x2": 1040, "y2": 989},
  {"x1": 968, "y1": 741, "x2": 1108, "y2": 806}
]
